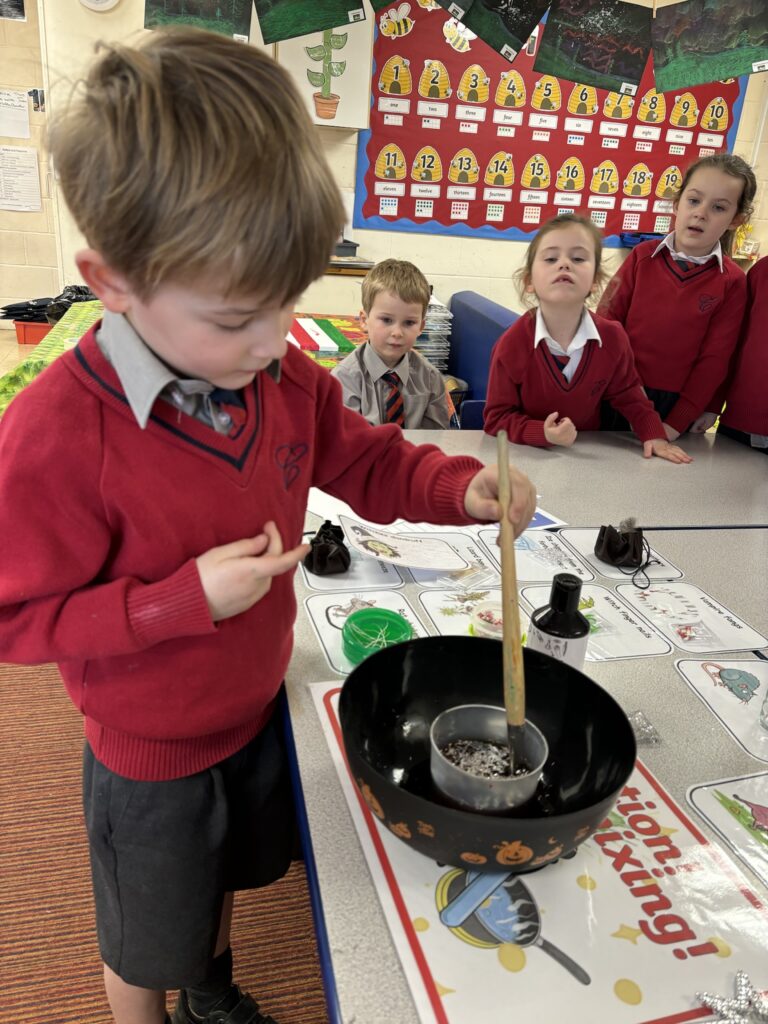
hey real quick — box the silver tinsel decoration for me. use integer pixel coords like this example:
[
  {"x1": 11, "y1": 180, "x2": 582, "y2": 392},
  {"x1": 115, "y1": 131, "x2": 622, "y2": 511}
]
[{"x1": 696, "y1": 972, "x2": 768, "y2": 1024}]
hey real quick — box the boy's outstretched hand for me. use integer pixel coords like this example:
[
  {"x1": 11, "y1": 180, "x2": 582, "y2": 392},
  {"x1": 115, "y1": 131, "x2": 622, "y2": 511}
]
[
  {"x1": 197, "y1": 521, "x2": 310, "y2": 622},
  {"x1": 464, "y1": 464, "x2": 536, "y2": 538},
  {"x1": 643, "y1": 438, "x2": 693, "y2": 464}
]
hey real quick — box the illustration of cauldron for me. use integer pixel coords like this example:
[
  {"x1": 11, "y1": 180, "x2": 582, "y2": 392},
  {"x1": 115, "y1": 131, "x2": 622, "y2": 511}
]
[
  {"x1": 339, "y1": 637, "x2": 636, "y2": 872},
  {"x1": 436, "y1": 869, "x2": 591, "y2": 984}
]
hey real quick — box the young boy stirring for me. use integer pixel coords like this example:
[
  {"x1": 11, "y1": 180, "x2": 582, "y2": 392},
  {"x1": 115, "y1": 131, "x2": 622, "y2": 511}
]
[
  {"x1": 332, "y1": 259, "x2": 454, "y2": 428},
  {"x1": 0, "y1": 30, "x2": 536, "y2": 1024}
]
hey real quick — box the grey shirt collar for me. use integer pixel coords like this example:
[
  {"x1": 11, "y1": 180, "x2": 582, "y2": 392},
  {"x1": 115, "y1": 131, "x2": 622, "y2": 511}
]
[
  {"x1": 362, "y1": 339, "x2": 412, "y2": 385},
  {"x1": 95, "y1": 309, "x2": 280, "y2": 429}
]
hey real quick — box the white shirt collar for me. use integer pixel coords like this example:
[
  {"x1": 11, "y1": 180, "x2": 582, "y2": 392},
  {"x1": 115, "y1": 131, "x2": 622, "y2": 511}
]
[
  {"x1": 652, "y1": 232, "x2": 723, "y2": 271},
  {"x1": 533, "y1": 307, "x2": 602, "y2": 355}
]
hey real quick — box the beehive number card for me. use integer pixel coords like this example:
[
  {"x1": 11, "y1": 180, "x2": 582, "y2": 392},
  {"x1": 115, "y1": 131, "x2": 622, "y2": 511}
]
[{"x1": 354, "y1": 4, "x2": 746, "y2": 241}]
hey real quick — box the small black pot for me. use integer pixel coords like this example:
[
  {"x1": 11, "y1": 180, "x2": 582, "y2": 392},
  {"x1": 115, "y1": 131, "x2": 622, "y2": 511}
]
[{"x1": 339, "y1": 637, "x2": 636, "y2": 873}]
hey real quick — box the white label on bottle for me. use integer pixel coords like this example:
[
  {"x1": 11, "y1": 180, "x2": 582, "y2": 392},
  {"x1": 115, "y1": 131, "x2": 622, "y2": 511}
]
[{"x1": 526, "y1": 625, "x2": 588, "y2": 672}]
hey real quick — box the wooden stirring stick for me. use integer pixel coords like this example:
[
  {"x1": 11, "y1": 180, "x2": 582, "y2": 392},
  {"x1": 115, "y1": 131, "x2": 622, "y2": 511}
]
[{"x1": 496, "y1": 429, "x2": 526, "y2": 772}]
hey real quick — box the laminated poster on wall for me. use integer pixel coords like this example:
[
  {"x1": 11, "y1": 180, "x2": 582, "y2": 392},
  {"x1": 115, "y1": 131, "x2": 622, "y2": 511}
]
[
  {"x1": 461, "y1": 0, "x2": 551, "y2": 62},
  {"x1": 0, "y1": 0, "x2": 25, "y2": 21},
  {"x1": 534, "y1": 0, "x2": 651, "y2": 93},
  {"x1": 276, "y1": 18, "x2": 373, "y2": 128},
  {"x1": 355, "y1": 3, "x2": 747, "y2": 242},
  {"x1": 651, "y1": 0, "x2": 768, "y2": 93},
  {"x1": 688, "y1": 770, "x2": 768, "y2": 889},
  {"x1": 253, "y1": 0, "x2": 366, "y2": 45},
  {"x1": 311, "y1": 681, "x2": 768, "y2": 1024},
  {"x1": 676, "y1": 659, "x2": 768, "y2": 764},
  {"x1": 144, "y1": 0, "x2": 252, "y2": 39},
  {"x1": 303, "y1": 590, "x2": 427, "y2": 674}
]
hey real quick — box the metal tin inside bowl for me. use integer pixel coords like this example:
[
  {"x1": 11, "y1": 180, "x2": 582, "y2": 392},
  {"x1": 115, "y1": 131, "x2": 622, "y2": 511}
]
[{"x1": 430, "y1": 705, "x2": 548, "y2": 813}]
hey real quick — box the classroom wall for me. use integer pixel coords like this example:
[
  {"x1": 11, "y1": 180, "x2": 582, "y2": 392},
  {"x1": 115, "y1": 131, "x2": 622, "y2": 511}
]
[
  {"x1": 2, "y1": 0, "x2": 767, "y2": 327},
  {"x1": 0, "y1": 1, "x2": 59, "y2": 332},
  {"x1": 301, "y1": 69, "x2": 768, "y2": 316}
]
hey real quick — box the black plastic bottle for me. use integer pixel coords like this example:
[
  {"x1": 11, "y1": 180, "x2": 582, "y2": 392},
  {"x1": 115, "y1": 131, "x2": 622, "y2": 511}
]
[{"x1": 526, "y1": 573, "x2": 590, "y2": 671}]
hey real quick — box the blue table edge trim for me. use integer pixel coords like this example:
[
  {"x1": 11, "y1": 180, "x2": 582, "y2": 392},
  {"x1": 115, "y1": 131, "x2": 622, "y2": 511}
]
[{"x1": 281, "y1": 692, "x2": 343, "y2": 1024}]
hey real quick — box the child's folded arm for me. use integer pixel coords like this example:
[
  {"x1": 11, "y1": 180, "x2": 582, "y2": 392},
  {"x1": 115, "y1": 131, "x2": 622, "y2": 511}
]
[{"x1": 0, "y1": 565, "x2": 215, "y2": 665}]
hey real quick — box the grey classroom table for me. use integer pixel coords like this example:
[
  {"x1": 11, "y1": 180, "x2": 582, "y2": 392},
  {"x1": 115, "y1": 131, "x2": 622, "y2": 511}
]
[
  {"x1": 285, "y1": 518, "x2": 768, "y2": 1024},
  {"x1": 403, "y1": 429, "x2": 768, "y2": 529}
]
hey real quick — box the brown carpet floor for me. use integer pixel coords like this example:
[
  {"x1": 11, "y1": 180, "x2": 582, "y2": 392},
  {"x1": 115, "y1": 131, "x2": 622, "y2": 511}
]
[{"x1": 0, "y1": 662, "x2": 329, "y2": 1023}]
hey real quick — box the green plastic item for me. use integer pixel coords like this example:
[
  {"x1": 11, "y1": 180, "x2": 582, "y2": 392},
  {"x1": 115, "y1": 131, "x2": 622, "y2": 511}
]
[{"x1": 342, "y1": 607, "x2": 413, "y2": 666}]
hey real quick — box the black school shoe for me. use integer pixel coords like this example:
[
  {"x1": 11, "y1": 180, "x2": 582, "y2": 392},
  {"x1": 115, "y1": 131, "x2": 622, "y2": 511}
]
[{"x1": 173, "y1": 986, "x2": 278, "y2": 1024}]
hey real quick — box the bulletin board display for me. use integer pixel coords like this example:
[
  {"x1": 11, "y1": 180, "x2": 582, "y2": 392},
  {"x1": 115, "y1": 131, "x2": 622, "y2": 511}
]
[{"x1": 353, "y1": 9, "x2": 747, "y2": 246}]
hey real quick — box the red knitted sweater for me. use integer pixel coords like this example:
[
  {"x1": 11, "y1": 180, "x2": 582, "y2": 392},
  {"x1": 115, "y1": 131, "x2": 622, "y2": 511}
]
[
  {"x1": 0, "y1": 327, "x2": 483, "y2": 780},
  {"x1": 483, "y1": 310, "x2": 664, "y2": 446},
  {"x1": 598, "y1": 241, "x2": 747, "y2": 432},
  {"x1": 720, "y1": 256, "x2": 768, "y2": 435}
]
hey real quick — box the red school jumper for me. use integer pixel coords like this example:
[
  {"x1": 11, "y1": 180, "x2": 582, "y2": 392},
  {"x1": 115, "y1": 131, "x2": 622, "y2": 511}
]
[
  {"x1": 483, "y1": 310, "x2": 664, "y2": 446},
  {"x1": 0, "y1": 327, "x2": 484, "y2": 781},
  {"x1": 719, "y1": 256, "x2": 768, "y2": 436},
  {"x1": 598, "y1": 240, "x2": 747, "y2": 433}
]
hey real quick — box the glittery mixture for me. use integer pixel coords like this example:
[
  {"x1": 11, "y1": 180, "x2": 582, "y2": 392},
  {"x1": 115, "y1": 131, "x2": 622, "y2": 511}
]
[{"x1": 441, "y1": 739, "x2": 531, "y2": 778}]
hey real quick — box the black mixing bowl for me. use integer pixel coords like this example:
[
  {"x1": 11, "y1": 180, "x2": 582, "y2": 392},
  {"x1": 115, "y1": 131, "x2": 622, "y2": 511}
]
[{"x1": 339, "y1": 636, "x2": 636, "y2": 873}]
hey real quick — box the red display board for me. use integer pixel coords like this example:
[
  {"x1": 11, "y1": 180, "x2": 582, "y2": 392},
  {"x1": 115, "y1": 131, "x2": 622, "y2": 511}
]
[{"x1": 354, "y1": 9, "x2": 746, "y2": 243}]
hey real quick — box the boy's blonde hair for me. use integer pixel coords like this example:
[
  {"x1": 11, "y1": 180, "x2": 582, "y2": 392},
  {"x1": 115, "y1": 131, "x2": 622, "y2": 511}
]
[
  {"x1": 49, "y1": 28, "x2": 345, "y2": 301},
  {"x1": 674, "y1": 153, "x2": 756, "y2": 255},
  {"x1": 361, "y1": 259, "x2": 431, "y2": 316},
  {"x1": 514, "y1": 214, "x2": 609, "y2": 308}
]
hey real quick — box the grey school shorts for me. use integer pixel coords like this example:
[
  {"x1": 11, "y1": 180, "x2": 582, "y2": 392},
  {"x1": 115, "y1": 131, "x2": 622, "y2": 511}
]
[{"x1": 82, "y1": 712, "x2": 296, "y2": 990}]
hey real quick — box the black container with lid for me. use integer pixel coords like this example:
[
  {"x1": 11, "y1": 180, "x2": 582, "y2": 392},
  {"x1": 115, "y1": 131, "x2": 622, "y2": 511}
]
[{"x1": 527, "y1": 573, "x2": 590, "y2": 671}]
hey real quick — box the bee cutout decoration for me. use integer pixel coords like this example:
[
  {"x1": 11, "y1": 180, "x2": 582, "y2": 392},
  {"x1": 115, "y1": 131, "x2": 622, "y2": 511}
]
[
  {"x1": 531, "y1": 76, "x2": 561, "y2": 111},
  {"x1": 412, "y1": 146, "x2": 443, "y2": 182},
  {"x1": 701, "y1": 96, "x2": 729, "y2": 132},
  {"x1": 655, "y1": 165, "x2": 682, "y2": 199},
  {"x1": 379, "y1": 55, "x2": 412, "y2": 95},
  {"x1": 457, "y1": 64, "x2": 490, "y2": 104},
  {"x1": 637, "y1": 89, "x2": 666, "y2": 124},
  {"x1": 556, "y1": 157, "x2": 585, "y2": 192},
  {"x1": 590, "y1": 160, "x2": 619, "y2": 194},
  {"x1": 484, "y1": 152, "x2": 514, "y2": 187},
  {"x1": 670, "y1": 92, "x2": 700, "y2": 127},
  {"x1": 567, "y1": 84, "x2": 598, "y2": 117},
  {"x1": 379, "y1": 3, "x2": 414, "y2": 38},
  {"x1": 375, "y1": 143, "x2": 407, "y2": 180},
  {"x1": 603, "y1": 92, "x2": 634, "y2": 119},
  {"x1": 418, "y1": 59, "x2": 451, "y2": 99},
  {"x1": 415, "y1": 0, "x2": 440, "y2": 8},
  {"x1": 623, "y1": 163, "x2": 653, "y2": 197},
  {"x1": 494, "y1": 69, "x2": 526, "y2": 108},
  {"x1": 448, "y1": 148, "x2": 480, "y2": 184},
  {"x1": 443, "y1": 17, "x2": 476, "y2": 52},
  {"x1": 521, "y1": 153, "x2": 551, "y2": 190}
]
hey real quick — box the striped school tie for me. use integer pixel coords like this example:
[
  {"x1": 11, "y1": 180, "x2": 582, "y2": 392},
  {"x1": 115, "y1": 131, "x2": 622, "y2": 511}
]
[
  {"x1": 382, "y1": 370, "x2": 405, "y2": 426},
  {"x1": 552, "y1": 353, "x2": 570, "y2": 378}
]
